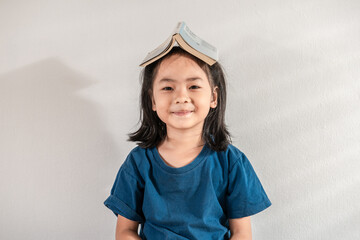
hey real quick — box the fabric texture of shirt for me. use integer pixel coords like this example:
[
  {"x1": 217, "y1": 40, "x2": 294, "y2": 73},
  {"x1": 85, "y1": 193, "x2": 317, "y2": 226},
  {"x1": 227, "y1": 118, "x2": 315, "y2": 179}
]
[{"x1": 104, "y1": 144, "x2": 271, "y2": 240}]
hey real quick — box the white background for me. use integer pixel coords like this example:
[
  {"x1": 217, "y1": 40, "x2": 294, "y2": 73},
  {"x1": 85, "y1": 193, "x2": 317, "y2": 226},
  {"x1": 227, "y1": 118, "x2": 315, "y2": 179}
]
[{"x1": 1, "y1": 0, "x2": 359, "y2": 239}]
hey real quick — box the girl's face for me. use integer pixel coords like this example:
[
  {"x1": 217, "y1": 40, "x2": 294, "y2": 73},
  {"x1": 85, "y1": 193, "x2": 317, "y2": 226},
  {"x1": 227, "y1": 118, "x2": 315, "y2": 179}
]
[{"x1": 151, "y1": 54, "x2": 218, "y2": 133}]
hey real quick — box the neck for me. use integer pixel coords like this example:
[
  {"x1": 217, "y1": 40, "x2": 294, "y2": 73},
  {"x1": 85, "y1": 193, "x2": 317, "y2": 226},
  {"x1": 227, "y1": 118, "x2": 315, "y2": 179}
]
[{"x1": 162, "y1": 126, "x2": 204, "y2": 150}]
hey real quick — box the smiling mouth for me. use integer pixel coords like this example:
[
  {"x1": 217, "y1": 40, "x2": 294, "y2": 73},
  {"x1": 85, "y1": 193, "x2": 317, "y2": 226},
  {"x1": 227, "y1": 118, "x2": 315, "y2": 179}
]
[{"x1": 172, "y1": 110, "x2": 193, "y2": 117}]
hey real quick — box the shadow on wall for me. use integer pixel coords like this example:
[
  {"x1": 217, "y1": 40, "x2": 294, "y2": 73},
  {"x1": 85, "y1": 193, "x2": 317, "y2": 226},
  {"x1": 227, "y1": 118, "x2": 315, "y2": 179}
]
[{"x1": 0, "y1": 59, "x2": 119, "y2": 240}]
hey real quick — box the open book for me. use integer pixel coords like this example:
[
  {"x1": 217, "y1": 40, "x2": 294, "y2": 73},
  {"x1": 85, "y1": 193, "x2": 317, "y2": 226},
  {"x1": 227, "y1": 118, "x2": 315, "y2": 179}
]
[{"x1": 139, "y1": 22, "x2": 218, "y2": 67}]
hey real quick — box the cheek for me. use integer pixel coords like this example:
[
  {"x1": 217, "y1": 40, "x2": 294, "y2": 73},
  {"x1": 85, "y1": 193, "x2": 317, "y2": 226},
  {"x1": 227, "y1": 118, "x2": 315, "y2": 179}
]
[
  {"x1": 154, "y1": 107, "x2": 168, "y2": 124},
  {"x1": 152, "y1": 95, "x2": 168, "y2": 111},
  {"x1": 197, "y1": 93, "x2": 212, "y2": 106}
]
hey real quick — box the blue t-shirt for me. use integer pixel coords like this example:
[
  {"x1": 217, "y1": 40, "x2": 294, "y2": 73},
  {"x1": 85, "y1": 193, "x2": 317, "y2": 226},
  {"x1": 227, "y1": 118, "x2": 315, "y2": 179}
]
[{"x1": 104, "y1": 144, "x2": 271, "y2": 240}]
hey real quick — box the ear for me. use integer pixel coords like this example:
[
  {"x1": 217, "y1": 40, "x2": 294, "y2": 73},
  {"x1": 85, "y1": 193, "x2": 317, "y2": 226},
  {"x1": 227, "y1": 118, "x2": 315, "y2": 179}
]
[
  {"x1": 150, "y1": 90, "x2": 156, "y2": 111},
  {"x1": 210, "y1": 86, "x2": 218, "y2": 108}
]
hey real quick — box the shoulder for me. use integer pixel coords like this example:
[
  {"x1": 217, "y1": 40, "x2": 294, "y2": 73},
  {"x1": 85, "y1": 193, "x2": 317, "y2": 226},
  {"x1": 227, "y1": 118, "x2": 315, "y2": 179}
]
[
  {"x1": 121, "y1": 146, "x2": 152, "y2": 183},
  {"x1": 215, "y1": 144, "x2": 250, "y2": 171},
  {"x1": 123, "y1": 146, "x2": 150, "y2": 166}
]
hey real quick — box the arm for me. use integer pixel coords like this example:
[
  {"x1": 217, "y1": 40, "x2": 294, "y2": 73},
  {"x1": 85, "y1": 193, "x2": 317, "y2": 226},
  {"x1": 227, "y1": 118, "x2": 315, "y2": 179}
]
[
  {"x1": 115, "y1": 215, "x2": 141, "y2": 240},
  {"x1": 229, "y1": 216, "x2": 252, "y2": 240}
]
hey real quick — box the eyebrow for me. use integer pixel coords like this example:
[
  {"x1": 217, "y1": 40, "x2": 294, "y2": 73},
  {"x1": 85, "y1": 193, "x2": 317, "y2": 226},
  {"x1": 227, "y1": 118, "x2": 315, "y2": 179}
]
[{"x1": 159, "y1": 77, "x2": 203, "y2": 83}]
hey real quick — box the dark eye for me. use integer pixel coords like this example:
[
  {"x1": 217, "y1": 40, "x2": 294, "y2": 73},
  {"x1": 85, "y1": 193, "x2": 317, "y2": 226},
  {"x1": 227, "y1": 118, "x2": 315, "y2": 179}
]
[
  {"x1": 189, "y1": 85, "x2": 200, "y2": 89},
  {"x1": 162, "y1": 87, "x2": 173, "y2": 91}
]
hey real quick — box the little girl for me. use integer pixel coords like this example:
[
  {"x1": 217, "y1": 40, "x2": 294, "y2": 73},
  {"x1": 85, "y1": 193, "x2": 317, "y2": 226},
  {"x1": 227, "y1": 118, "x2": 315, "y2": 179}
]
[{"x1": 104, "y1": 46, "x2": 271, "y2": 239}]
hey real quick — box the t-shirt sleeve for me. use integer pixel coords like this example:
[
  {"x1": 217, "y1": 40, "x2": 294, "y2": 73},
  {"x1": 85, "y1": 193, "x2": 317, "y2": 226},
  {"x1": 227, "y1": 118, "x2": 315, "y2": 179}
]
[
  {"x1": 226, "y1": 152, "x2": 271, "y2": 219},
  {"x1": 104, "y1": 155, "x2": 145, "y2": 223}
]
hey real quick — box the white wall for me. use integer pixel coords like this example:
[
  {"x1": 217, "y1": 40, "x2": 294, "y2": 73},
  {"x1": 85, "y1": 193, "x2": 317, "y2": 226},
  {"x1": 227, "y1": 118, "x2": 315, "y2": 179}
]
[{"x1": 1, "y1": 0, "x2": 359, "y2": 239}]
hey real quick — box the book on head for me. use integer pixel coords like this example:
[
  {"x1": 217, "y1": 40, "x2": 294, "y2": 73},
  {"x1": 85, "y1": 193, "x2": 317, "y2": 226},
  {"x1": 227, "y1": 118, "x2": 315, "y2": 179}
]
[{"x1": 139, "y1": 22, "x2": 218, "y2": 67}]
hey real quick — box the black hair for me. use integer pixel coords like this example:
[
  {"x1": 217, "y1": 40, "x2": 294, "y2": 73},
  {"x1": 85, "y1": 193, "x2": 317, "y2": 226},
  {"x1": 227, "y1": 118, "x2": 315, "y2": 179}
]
[{"x1": 128, "y1": 47, "x2": 231, "y2": 151}]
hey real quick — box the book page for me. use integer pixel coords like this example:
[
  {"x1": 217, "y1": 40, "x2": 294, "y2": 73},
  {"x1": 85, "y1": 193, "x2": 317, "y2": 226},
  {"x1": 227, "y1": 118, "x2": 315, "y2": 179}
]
[{"x1": 140, "y1": 35, "x2": 173, "y2": 64}]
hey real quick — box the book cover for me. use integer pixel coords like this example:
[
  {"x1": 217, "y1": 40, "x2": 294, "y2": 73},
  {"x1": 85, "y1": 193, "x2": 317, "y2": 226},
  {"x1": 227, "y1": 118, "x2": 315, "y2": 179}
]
[{"x1": 140, "y1": 22, "x2": 218, "y2": 67}]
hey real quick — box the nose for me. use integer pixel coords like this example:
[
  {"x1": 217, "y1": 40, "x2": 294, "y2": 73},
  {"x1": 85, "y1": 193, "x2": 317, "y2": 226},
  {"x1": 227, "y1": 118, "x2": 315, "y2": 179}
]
[{"x1": 174, "y1": 87, "x2": 190, "y2": 104}]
